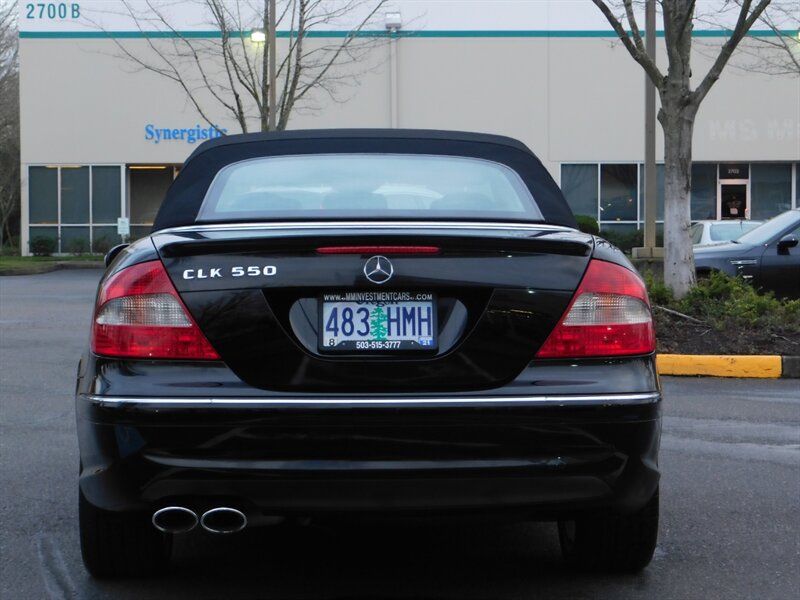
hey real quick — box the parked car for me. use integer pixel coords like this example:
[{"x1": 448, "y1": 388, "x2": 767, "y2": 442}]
[
  {"x1": 694, "y1": 209, "x2": 800, "y2": 299},
  {"x1": 691, "y1": 219, "x2": 763, "y2": 246},
  {"x1": 76, "y1": 129, "x2": 661, "y2": 578}
]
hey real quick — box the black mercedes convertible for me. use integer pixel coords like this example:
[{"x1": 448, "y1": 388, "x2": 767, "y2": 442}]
[{"x1": 76, "y1": 129, "x2": 661, "y2": 577}]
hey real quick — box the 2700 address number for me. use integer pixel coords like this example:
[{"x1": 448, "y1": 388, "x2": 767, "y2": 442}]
[{"x1": 25, "y1": 3, "x2": 80, "y2": 19}]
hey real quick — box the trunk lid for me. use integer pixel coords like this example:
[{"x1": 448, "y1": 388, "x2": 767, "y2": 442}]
[{"x1": 153, "y1": 223, "x2": 593, "y2": 392}]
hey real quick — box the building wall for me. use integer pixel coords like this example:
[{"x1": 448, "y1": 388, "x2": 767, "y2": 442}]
[
  {"x1": 20, "y1": 36, "x2": 800, "y2": 168},
  {"x1": 17, "y1": 1, "x2": 800, "y2": 254}
]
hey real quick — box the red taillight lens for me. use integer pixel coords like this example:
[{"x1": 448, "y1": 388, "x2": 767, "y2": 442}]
[
  {"x1": 536, "y1": 259, "x2": 655, "y2": 358},
  {"x1": 92, "y1": 261, "x2": 220, "y2": 360}
]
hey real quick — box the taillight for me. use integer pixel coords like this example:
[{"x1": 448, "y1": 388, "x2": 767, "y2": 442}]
[
  {"x1": 317, "y1": 246, "x2": 440, "y2": 255},
  {"x1": 92, "y1": 260, "x2": 220, "y2": 360},
  {"x1": 536, "y1": 259, "x2": 655, "y2": 358}
]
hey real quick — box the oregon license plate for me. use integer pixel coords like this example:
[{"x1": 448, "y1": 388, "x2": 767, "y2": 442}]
[{"x1": 320, "y1": 292, "x2": 437, "y2": 351}]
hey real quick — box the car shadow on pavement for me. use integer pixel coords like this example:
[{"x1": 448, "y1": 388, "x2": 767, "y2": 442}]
[{"x1": 86, "y1": 519, "x2": 648, "y2": 599}]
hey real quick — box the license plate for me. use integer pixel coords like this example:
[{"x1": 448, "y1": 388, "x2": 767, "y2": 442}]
[{"x1": 320, "y1": 292, "x2": 437, "y2": 352}]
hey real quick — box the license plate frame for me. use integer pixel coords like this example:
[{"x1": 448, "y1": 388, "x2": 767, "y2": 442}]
[{"x1": 318, "y1": 291, "x2": 438, "y2": 352}]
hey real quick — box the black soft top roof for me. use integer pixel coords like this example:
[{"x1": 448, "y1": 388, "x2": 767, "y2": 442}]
[{"x1": 152, "y1": 129, "x2": 576, "y2": 230}]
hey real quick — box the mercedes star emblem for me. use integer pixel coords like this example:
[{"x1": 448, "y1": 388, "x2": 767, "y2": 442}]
[{"x1": 363, "y1": 255, "x2": 394, "y2": 285}]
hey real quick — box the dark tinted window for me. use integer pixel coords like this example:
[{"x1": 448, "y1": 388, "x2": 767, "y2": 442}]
[
  {"x1": 691, "y1": 164, "x2": 717, "y2": 220},
  {"x1": 561, "y1": 164, "x2": 598, "y2": 218},
  {"x1": 61, "y1": 167, "x2": 90, "y2": 224},
  {"x1": 600, "y1": 164, "x2": 637, "y2": 221},
  {"x1": 29, "y1": 167, "x2": 58, "y2": 224}
]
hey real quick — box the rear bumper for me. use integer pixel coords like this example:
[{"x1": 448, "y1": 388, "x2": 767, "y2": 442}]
[{"x1": 76, "y1": 392, "x2": 661, "y2": 519}]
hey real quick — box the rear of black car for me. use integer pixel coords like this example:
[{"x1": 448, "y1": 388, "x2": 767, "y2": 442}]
[{"x1": 75, "y1": 130, "x2": 661, "y2": 577}]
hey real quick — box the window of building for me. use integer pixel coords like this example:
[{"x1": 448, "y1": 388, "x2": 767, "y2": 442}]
[
  {"x1": 60, "y1": 226, "x2": 91, "y2": 254},
  {"x1": 28, "y1": 226, "x2": 58, "y2": 251},
  {"x1": 60, "y1": 167, "x2": 90, "y2": 224},
  {"x1": 795, "y1": 164, "x2": 799, "y2": 207},
  {"x1": 91, "y1": 226, "x2": 118, "y2": 253},
  {"x1": 691, "y1": 164, "x2": 717, "y2": 220},
  {"x1": 559, "y1": 161, "x2": 796, "y2": 239},
  {"x1": 92, "y1": 166, "x2": 121, "y2": 223},
  {"x1": 560, "y1": 164, "x2": 598, "y2": 220},
  {"x1": 29, "y1": 167, "x2": 58, "y2": 224},
  {"x1": 751, "y1": 163, "x2": 792, "y2": 219},
  {"x1": 28, "y1": 165, "x2": 124, "y2": 254},
  {"x1": 129, "y1": 167, "x2": 175, "y2": 228},
  {"x1": 600, "y1": 164, "x2": 638, "y2": 222}
]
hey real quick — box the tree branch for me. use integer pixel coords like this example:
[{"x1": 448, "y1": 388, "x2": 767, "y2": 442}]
[
  {"x1": 85, "y1": 0, "x2": 389, "y2": 132},
  {"x1": 693, "y1": 0, "x2": 772, "y2": 104},
  {"x1": 591, "y1": 0, "x2": 665, "y2": 89}
]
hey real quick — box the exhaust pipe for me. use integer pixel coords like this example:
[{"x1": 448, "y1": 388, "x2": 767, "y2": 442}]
[
  {"x1": 152, "y1": 506, "x2": 198, "y2": 534},
  {"x1": 200, "y1": 507, "x2": 247, "y2": 534}
]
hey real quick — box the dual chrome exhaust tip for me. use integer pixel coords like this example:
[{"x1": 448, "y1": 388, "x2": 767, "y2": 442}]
[{"x1": 152, "y1": 506, "x2": 247, "y2": 534}]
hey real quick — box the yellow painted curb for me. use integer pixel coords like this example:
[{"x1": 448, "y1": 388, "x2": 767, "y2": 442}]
[{"x1": 657, "y1": 355, "x2": 782, "y2": 379}]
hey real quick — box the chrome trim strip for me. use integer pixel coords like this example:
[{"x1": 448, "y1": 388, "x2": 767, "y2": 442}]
[
  {"x1": 83, "y1": 392, "x2": 660, "y2": 408},
  {"x1": 155, "y1": 221, "x2": 574, "y2": 235}
]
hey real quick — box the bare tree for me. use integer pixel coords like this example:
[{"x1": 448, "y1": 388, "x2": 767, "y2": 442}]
[
  {"x1": 591, "y1": 0, "x2": 772, "y2": 298},
  {"x1": 722, "y1": 1, "x2": 800, "y2": 75},
  {"x1": 0, "y1": 0, "x2": 20, "y2": 254},
  {"x1": 98, "y1": 0, "x2": 388, "y2": 133},
  {"x1": 0, "y1": 0, "x2": 13, "y2": 69}
]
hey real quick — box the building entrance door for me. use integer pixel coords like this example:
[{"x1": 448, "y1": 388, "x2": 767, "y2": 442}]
[
  {"x1": 718, "y1": 163, "x2": 750, "y2": 220},
  {"x1": 719, "y1": 183, "x2": 748, "y2": 220},
  {"x1": 128, "y1": 165, "x2": 178, "y2": 239}
]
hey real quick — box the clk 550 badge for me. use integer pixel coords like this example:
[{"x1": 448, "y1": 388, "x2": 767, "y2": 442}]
[{"x1": 182, "y1": 266, "x2": 277, "y2": 280}]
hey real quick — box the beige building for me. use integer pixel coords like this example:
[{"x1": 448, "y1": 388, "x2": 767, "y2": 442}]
[{"x1": 18, "y1": 1, "x2": 800, "y2": 254}]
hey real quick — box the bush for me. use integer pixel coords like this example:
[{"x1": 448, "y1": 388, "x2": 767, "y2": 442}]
[
  {"x1": 650, "y1": 271, "x2": 800, "y2": 332},
  {"x1": 574, "y1": 214, "x2": 599, "y2": 235},
  {"x1": 1, "y1": 236, "x2": 20, "y2": 256},
  {"x1": 92, "y1": 235, "x2": 113, "y2": 255},
  {"x1": 644, "y1": 272, "x2": 673, "y2": 306},
  {"x1": 67, "y1": 237, "x2": 90, "y2": 255},
  {"x1": 601, "y1": 228, "x2": 643, "y2": 253},
  {"x1": 30, "y1": 236, "x2": 57, "y2": 256},
  {"x1": 601, "y1": 229, "x2": 664, "y2": 253},
  {"x1": 677, "y1": 271, "x2": 799, "y2": 329}
]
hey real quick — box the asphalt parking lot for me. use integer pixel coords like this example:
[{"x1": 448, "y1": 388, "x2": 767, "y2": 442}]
[{"x1": 1, "y1": 269, "x2": 798, "y2": 600}]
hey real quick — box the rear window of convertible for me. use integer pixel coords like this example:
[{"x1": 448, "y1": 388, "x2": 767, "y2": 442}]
[{"x1": 197, "y1": 154, "x2": 544, "y2": 222}]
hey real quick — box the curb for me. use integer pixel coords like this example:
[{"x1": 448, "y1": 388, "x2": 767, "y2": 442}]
[{"x1": 658, "y1": 354, "x2": 799, "y2": 379}]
